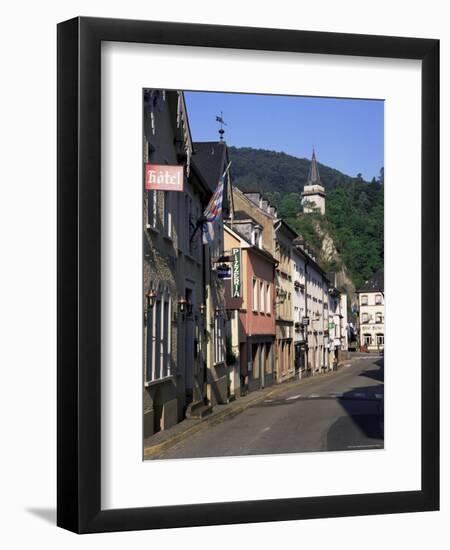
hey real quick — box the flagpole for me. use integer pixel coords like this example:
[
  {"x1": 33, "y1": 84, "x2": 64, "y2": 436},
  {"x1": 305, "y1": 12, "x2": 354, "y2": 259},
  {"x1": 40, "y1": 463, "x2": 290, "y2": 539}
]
[{"x1": 222, "y1": 161, "x2": 232, "y2": 179}]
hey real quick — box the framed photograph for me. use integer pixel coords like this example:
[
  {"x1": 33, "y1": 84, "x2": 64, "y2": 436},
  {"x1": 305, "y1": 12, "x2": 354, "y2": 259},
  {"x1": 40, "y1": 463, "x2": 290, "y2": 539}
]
[{"x1": 57, "y1": 17, "x2": 439, "y2": 533}]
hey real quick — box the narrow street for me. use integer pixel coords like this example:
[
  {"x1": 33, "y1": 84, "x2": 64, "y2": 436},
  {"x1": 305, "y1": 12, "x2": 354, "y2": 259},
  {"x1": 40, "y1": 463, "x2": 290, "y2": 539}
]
[{"x1": 155, "y1": 355, "x2": 384, "y2": 459}]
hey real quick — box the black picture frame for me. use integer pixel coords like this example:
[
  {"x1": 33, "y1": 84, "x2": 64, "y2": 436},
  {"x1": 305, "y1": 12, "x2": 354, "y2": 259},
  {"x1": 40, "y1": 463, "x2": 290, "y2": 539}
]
[{"x1": 57, "y1": 16, "x2": 439, "y2": 533}]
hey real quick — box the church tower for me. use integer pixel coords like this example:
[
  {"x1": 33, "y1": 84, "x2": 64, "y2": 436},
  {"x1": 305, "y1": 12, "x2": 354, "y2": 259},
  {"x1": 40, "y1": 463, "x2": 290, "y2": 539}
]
[{"x1": 301, "y1": 149, "x2": 326, "y2": 215}]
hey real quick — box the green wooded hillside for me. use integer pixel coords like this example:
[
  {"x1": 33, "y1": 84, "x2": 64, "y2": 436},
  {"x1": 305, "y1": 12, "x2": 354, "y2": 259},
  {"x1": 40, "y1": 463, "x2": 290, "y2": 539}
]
[{"x1": 228, "y1": 146, "x2": 384, "y2": 290}]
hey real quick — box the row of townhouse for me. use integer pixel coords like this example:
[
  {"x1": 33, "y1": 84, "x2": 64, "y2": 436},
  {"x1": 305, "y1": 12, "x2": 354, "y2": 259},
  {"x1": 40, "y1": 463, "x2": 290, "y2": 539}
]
[
  {"x1": 224, "y1": 188, "x2": 349, "y2": 394},
  {"x1": 143, "y1": 88, "x2": 349, "y2": 438}
]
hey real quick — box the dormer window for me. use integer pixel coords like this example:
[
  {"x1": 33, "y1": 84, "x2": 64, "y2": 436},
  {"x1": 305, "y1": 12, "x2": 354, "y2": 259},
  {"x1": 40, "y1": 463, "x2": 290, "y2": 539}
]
[{"x1": 252, "y1": 226, "x2": 262, "y2": 248}]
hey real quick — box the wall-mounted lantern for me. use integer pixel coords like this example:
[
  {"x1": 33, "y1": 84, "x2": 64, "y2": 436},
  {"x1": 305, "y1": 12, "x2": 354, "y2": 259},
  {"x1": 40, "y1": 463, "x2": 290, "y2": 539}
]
[
  {"x1": 178, "y1": 297, "x2": 188, "y2": 314},
  {"x1": 145, "y1": 288, "x2": 157, "y2": 309}
]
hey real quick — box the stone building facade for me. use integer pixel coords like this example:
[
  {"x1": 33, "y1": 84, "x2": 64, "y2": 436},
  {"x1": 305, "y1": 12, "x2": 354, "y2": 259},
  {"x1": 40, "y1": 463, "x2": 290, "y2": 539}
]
[
  {"x1": 143, "y1": 93, "x2": 234, "y2": 437},
  {"x1": 143, "y1": 90, "x2": 212, "y2": 436}
]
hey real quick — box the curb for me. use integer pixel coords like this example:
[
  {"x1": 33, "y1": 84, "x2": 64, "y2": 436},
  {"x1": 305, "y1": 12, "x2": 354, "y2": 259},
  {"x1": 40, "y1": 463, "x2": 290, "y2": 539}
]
[
  {"x1": 143, "y1": 356, "x2": 362, "y2": 458},
  {"x1": 143, "y1": 391, "x2": 268, "y2": 458}
]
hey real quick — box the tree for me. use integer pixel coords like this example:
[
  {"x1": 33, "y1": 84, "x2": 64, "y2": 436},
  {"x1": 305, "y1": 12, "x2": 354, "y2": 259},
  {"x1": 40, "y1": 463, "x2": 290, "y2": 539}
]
[{"x1": 229, "y1": 146, "x2": 384, "y2": 289}]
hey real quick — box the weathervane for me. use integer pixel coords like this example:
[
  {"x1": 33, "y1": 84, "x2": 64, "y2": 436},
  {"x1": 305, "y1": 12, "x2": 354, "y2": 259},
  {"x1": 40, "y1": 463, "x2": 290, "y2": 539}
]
[{"x1": 216, "y1": 112, "x2": 227, "y2": 141}]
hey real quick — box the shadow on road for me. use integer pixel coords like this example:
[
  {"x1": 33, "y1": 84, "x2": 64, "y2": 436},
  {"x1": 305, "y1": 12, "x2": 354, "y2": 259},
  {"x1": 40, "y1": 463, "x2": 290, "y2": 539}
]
[
  {"x1": 357, "y1": 358, "x2": 384, "y2": 383},
  {"x1": 327, "y1": 359, "x2": 384, "y2": 451},
  {"x1": 358, "y1": 369, "x2": 384, "y2": 383}
]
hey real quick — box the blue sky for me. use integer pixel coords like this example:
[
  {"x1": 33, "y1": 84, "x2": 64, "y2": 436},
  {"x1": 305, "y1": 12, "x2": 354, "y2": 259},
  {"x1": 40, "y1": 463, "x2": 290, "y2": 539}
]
[{"x1": 185, "y1": 91, "x2": 384, "y2": 181}]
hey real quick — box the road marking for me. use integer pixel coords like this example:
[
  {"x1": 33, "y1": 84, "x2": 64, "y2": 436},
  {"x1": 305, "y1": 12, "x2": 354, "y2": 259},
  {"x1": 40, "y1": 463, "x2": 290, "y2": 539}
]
[
  {"x1": 264, "y1": 399, "x2": 274, "y2": 403},
  {"x1": 286, "y1": 394, "x2": 302, "y2": 401},
  {"x1": 329, "y1": 392, "x2": 344, "y2": 398},
  {"x1": 344, "y1": 364, "x2": 352, "y2": 368},
  {"x1": 354, "y1": 392, "x2": 366, "y2": 398},
  {"x1": 308, "y1": 393, "x2": 321, "y2": 398}
]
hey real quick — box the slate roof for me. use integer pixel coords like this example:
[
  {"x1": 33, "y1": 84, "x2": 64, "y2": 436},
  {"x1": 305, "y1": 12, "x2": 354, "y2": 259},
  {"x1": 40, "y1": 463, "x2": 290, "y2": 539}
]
[
  {"x1": 192, "y1": 141, "x2": 228, "y2": 193},
  {"x1": 275, "y1": 218, "x2": 299, "y2": 240},
  {"x1": 232, "y1": 210, "x2": 261, "y2": 225},
  {"x1": 357, "y1": 268, "x2": 384, "y2": 293},
  {"x1": 307, "y1": 149, "x2": 321, "y2": 185}
]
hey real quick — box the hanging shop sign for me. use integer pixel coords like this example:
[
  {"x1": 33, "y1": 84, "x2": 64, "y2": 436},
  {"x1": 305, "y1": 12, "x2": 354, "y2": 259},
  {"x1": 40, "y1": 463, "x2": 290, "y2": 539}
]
[
  {"x1": 231, "y1": 247, "x2": 241, "y2": 298},
  {"x1": 217, "y1": 264, "x2": 232, "y2": 280},
  {"x1": 302, "y1": 316, "x2": 310, "y2": 326},
  {"x1": 145, "y1": 163, "x2": 184, "y2": 191}
]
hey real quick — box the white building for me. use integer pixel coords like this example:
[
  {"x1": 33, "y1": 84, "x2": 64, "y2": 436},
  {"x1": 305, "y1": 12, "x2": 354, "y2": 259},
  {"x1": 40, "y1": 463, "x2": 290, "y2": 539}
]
[
  {"x1": 291, "y1": 246, "x2": 307, "y2": 373},
  {"x1": 303, "y1": 251, "x2": 328, "y2": 374},
  {"x1": 340, "y1": 293, "x2": 349, "y2": 351},
  {"x1": 326, "y1": 272, "x2": 348, "y2": 366},
  {"x1": 357, "y1": 269, "x2": 384, "y2": 352}
]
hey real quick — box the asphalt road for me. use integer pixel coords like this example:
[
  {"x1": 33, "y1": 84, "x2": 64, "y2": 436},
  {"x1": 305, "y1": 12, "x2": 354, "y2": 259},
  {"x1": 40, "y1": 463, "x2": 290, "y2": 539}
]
[{"x1": 157, "y1": 356, "x2": 384, "y2": 459}]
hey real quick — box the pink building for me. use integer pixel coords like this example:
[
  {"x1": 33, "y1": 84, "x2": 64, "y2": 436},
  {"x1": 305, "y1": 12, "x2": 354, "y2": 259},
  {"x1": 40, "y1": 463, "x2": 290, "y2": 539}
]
[{"x1": 224, "y1": 222, "x2": 276, "y2": 394}]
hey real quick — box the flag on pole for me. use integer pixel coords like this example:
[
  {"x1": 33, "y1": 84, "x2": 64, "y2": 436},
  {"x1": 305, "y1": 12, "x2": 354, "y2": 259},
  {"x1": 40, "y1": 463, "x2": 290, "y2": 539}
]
[{"x1": 202, "y1": 173, "x2": 225, "y2": 244}]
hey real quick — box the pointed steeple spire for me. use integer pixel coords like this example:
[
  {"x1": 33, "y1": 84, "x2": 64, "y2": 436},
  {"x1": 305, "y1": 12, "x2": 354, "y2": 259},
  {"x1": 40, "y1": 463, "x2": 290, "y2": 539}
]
[
  {"x1": 302, "y1": 148, "x2": 326, "y2": 215},
  {"x1": 307, "y1": 149, "x2": 321, "y2": 185}
]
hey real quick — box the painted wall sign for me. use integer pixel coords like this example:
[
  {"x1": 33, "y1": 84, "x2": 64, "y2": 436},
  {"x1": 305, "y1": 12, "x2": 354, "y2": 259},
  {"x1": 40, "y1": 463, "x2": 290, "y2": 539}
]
[
  {"x1": 145, "y1": 163, "x2": 184, "y2": 191},
  {"x1": 231, "y1": 247, "x2": 241, "y2": 298}
]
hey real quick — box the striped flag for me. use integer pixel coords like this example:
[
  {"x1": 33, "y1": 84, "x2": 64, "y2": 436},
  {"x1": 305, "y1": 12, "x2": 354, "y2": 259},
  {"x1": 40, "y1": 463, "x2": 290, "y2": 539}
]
[{"x1": 202, "y1": 174, "x2": 225, "y2": 244}]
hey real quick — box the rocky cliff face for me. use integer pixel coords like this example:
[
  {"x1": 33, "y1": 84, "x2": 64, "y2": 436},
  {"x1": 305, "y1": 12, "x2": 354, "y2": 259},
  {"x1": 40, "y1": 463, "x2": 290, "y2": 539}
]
[{"x1": 313, "y1": 220, "x2": 356, "y2": 304}]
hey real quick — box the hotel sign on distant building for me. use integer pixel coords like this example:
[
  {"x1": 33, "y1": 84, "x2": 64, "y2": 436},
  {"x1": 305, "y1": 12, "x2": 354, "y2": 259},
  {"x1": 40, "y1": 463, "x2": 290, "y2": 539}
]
[
  {"x1": 231, "y1": 248, "x2": 241, "y2": 298},
  {"x1": 145, "y1": 163, "x2": 184, "y2": 191}
]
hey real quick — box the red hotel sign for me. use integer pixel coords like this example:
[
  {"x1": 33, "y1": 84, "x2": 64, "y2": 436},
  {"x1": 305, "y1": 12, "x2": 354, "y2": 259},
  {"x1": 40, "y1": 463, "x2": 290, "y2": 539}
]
[{"x1": 145, "y1": 164, "x2": 184, "y2": 191}]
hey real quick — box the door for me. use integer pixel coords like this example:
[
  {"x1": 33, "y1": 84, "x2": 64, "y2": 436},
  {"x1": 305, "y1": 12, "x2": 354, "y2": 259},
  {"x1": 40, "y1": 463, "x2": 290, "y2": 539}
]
[{"x1": 184, "y1": 286, "x2": 195, "y2": 403}]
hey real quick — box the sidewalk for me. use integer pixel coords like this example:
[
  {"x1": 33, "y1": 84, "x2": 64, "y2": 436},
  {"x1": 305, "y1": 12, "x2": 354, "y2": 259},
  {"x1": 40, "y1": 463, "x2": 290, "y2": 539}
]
[{"x1": 144, "y1": 356, "x2": 361, "y2": 459}]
